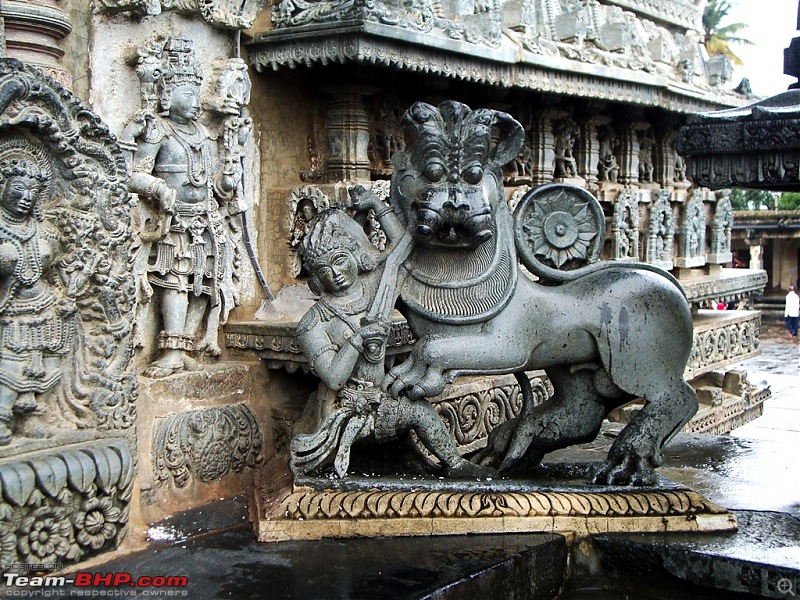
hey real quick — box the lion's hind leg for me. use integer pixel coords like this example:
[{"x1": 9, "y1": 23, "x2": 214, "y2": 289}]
[
  {"x1": 492, "y1": 366, "x2": 614, "y2": 472},
  {"x1": 592, "y1": 377, "x2": 697, "y2": 485}
]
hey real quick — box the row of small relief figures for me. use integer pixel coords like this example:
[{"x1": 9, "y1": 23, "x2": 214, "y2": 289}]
[{"x1": 311, "y1": 92, "x2": 688, "y2": 187}]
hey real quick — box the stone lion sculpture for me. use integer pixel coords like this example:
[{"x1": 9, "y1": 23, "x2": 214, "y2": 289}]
[{"x1": 379, "y1": 100, "x2": 698, "y2": 486}]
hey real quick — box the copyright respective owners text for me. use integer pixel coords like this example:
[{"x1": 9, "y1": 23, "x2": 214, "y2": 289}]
[{"x1": 0, "y1": 570, "x2": 189, "y2": 598}]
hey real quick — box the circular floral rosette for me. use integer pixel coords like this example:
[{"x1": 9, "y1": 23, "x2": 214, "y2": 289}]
[{"x1": 513, "y1": 184, "x2": 605, "y2": 282}]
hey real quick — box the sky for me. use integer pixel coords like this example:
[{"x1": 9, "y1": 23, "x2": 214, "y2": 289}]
[{"x1": 726, "y1": 0, "x2": 798, "y2": 96}]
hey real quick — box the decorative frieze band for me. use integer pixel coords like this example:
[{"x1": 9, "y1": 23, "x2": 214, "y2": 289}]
[
  {"x1": 0, "y1": 441, "x2": 133, "y2": 569},
  {"x1": 276, "y1": 487, "x2": 726, "y2": 522},
  {"x1": 685, "y1": 312, "x2": 761, "y2": 379}
]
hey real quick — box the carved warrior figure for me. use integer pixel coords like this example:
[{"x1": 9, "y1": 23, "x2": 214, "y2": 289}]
[
  {"x1": 638, "y1": 129, "x2": 655, "y2": 183},
  {"x1": 379, "y1": 101, "x2": 697, "y2": 485},
  {"x1": 553, "y1": 117, "x2": 578, "y2": 178},
  {"x1": 291, "y1": 208, "x2": 483, "y2": 478},
  {"x1": 120, "y1": 38, "x2": 248, "y2": 378},
  {"x1": 0, "y1": 138, "x2": 74, "y2": 444}
]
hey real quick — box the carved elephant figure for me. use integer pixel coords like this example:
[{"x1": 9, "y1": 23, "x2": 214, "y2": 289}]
[{"x1": 385, "y1": 101, "x2": 698, "y2": 485}]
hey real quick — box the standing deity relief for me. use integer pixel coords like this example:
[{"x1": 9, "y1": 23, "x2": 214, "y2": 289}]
[{"x1": 119, "y1": 38, "x2": 252, "y2": 378}]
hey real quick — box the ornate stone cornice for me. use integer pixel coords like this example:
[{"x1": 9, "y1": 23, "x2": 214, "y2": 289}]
[
  {"x1": 602, "y1": 0, "x2": 702, "y2": 31},
  {"x1": 248, "y1": 31, "x2": 742, "y2": 115},
  {"x1": 680, "y1": 268, "x2": 767, "y2": 305}
]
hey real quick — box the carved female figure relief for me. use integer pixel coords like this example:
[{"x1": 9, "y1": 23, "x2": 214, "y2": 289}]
[
  {"x1": 290, "y1": 205, "x2": 485, "y2": 478},
  {"x1": 0, "y1": 137, "x2": 75, "y2": 445}
]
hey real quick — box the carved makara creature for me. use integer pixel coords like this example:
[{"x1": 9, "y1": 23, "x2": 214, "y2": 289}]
[{"x1": 383, "y1": 101, "x2": 698, "y2": 485}]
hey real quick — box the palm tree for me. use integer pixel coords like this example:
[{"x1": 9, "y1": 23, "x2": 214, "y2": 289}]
[{"x1": 702, "y1": 0, "x2": 753, "y2": 66}]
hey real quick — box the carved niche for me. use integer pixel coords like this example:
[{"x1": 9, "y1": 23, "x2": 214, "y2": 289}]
[
  {"x1": 612, "y1": 188, "x2": 640, "y2": 260},
  {"x1": 0, "y1": 59, "x2": 136, "y2": 569},
  {"x1": 644, "y1": 189, "x2": 674, "y2": 269},
  {"x1": 675, "y1": 191, "x2": 706, "y2": 269}
]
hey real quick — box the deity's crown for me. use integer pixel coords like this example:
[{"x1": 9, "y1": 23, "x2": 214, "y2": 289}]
[
  {"x1": 161, "y1": 38, "x2": 202, "y2": 86},
  {"x1": 301, "y1": 210, "x2": 360, "y2": 269}
]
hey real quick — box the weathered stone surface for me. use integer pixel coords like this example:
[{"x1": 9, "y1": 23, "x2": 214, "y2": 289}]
[
  {"x1": 678, "y1": 91, "x2": 800, "y2": 191},
  {"x1": 253, "y1": 457, "x2": 737, "y2": 542},
  {"x1": 0, "y1": 440, "x2": 134, "y2": 570},
  {"x1": 153, "y1": 403, "x2": 264, "y2": 488}
]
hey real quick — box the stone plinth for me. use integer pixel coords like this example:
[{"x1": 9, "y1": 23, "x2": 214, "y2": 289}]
[
  {"x1": 136, "y1": 362, "x2": 272, "y2": 524},
  {"x1": 252, "y1": 458, "x2": 737, "y2": 542}
]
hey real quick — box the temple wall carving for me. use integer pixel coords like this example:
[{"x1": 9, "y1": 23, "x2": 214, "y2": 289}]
[
  {"x1": 0, "y1": 59, "x2": 137, "y2": 569},
  {"x1": 0, "y1": 0, "x2": 773, "y2": 570}
]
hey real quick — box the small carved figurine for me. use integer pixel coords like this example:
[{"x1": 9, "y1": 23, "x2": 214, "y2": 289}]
[
  {"x1": 290, "y1": 204, "x2": 484, "y2": 478},
  {"x1": 0, "y1": 137, "x2": 75, "y2": 445},
  {"x1": 597, "y1": 124, "x2": 619, "y2": 183},
  {"x1": 553, "y1": 117, "x2": 578, "y2": 178},
  {"x1": 120, "y1": 38, "x2": 247, "y2": 378},
  {"x1": 638, "y1": 129, "x2": 655, "y2": 183}
]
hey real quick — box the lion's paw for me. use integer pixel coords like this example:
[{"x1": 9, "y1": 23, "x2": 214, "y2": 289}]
[{"x1": 592, "y1": 452, "x2": 657, "y2": 486}]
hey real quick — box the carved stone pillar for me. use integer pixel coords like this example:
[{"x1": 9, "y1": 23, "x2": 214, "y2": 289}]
[
  {"x1": 616, "y1": 122, "x2": 642, "y2": 186},
  {"x1": 0, "y1": 0, "x2": 72, "y2": 90},
  {"x1": 529, "y1": 109, "x2": 563, "y2": 185},
  {"x1": 322, "y1": 85, "x2": 375, "y2": 182},
  {"x1": 575, "y1": 115, "x2": 610, "y2": 186},
  {"x1": 653, "y1": 129, "x2": 676, "y2": 187},
  {"x1": 749, "y1": 244, "x2": 763, "y2": 270}
]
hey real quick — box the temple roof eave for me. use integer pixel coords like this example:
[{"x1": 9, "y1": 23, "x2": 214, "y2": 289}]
[{"x1": 248, "y1": 24, "x2": 745, "y2": 114}]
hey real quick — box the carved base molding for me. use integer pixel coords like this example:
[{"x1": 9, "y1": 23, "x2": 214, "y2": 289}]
[
  {"x1": 685, "y1": 310, "x2": 762, "y2": 379},
  {"x1": 252, "y1": 459, "x2": 737, "y2": 542},
  {"x1": 0, "y1": 440, "x2": 133, "y2": 571}
]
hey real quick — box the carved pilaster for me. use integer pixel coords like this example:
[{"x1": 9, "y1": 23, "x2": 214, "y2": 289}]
[
  {"x1": 323, "y1": 85, "x2": 376, "y2": 182},
  {"x1": 615, "y1": 122, "x2": 641, "y2": 186},
  {"x1": 708, "y1": 190, "x2": 734, "y2": 264},
  {"x1": 645, "y1": 189, "x2": 674, "y2": 269},
  {"x1": 575, "y1": 115, "x2": 610, "y2": 186},
  {"x1": 612, "y1": 188, "x2": 640, "y2": 261},
  {"x1": 529, "y1": 109, "x2": 563, "y2": 185},
  {"x1": 0, "y1": 0, "x2": 72, "y2": 90},
  {"x1": 653, "y1": 129, "x2": 677, "y2": 187},
  {"x1": 675, "y1": 191, "x2": 706, "y2": 268}
]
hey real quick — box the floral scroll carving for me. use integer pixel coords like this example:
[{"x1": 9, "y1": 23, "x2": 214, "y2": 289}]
[{"x1": 153, "y1": 404, "x2": 264, "y2": 488}]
